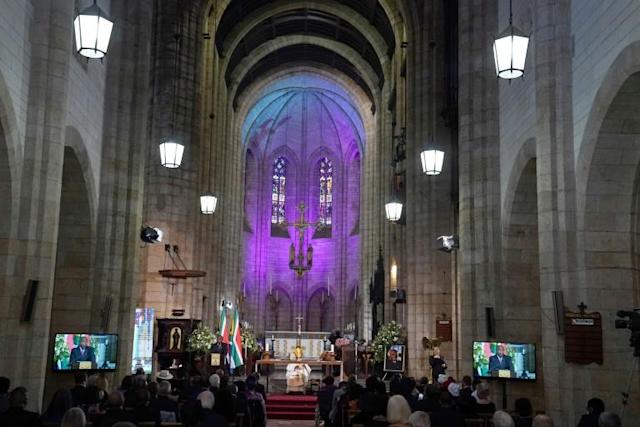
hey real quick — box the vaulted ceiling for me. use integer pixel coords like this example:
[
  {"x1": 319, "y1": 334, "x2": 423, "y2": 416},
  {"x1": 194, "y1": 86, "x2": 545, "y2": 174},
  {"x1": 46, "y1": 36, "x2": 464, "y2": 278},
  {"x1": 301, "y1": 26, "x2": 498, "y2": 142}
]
[{"x1": 212, "y1": 0, "x2": 399, "y2": 109}]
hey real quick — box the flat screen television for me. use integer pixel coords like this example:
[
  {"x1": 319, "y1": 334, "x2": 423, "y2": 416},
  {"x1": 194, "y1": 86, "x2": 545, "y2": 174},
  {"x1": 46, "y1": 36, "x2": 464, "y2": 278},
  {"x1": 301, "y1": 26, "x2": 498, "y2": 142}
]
[
  {"x1": 52, "y1": 333, "x2": 118, "y2": 371},
  {"x1": 473, "y1": 341, "x2": 536, "y2": 381}
]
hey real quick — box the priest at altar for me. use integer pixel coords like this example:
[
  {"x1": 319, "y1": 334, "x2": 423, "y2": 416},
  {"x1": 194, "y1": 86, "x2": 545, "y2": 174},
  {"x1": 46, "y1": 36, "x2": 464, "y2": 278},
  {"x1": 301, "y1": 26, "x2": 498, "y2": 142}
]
[{"x1": 286, "y1": 353, "x2": 311, "y2": 394}]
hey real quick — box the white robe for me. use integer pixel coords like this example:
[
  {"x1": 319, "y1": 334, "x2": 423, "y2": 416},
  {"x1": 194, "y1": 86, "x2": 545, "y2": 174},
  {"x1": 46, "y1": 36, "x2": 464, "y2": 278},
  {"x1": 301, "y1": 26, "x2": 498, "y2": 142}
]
[{"x1": 286, "y1": 362, "x2": 311, "y2": 393}]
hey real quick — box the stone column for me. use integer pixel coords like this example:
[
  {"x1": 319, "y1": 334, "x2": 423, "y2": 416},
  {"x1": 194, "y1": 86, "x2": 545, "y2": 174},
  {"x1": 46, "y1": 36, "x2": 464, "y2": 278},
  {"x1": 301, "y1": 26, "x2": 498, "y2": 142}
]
[
  {"x1": 90, "y1": 0, "x2": 154, "y2": 382},
  {"x1": 139, "y1": 0, "x2": 204, "y2": 320},
  {"x1": 0, "y1": 0, "x2": 73, "y2": 410},
  {"x1": 457, "y1": 0, "x2": 502, "y2": 377},
  {"x1": 533, "y1": 0, "x2": 578, "y2": 422},
  {"x1": 404, "y1": 0, "x2": 456, "y2": 378}
]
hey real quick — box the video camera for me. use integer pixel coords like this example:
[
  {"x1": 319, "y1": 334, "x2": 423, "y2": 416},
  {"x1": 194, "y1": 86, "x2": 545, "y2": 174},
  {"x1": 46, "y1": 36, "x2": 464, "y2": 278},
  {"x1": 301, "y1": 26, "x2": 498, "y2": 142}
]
[{"x1": 615, "y1": 309, "x2": 640, "y2": 357}]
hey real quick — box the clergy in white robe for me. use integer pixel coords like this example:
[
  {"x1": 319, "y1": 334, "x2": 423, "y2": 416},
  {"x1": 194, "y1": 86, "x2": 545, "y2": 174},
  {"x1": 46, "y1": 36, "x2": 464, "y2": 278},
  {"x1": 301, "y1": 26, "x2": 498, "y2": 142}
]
[{"x1": 286, "y1": 354, "x2": 311, "y2": 393}]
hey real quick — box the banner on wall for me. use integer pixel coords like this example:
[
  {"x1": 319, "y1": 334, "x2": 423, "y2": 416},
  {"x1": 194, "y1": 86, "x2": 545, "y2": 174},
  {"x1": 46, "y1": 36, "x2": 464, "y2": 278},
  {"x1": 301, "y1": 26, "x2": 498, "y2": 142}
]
[{"x1": 131, "y1": 308, "x2": 155, "y2": 373}]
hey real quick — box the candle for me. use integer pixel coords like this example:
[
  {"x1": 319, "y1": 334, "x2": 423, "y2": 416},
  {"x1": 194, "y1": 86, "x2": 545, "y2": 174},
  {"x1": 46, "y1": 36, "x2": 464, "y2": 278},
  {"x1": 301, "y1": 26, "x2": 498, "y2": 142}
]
[
  {"x1": 266, "y1": 341, "x2": 270, "y2": 352},
  {"x1": 330, "y1": 344, "x2": 335, "y2": 353}
]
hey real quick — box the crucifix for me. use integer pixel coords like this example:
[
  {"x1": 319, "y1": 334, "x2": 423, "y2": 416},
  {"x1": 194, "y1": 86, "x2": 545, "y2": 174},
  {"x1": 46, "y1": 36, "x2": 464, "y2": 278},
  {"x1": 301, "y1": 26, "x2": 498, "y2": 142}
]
[{"x1": 282, "y1": 202, "x2": 324, "y2": 278}]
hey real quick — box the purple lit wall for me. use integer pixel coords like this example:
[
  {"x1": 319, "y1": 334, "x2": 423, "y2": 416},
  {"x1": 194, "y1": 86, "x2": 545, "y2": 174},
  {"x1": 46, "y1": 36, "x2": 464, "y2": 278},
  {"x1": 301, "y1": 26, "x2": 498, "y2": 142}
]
[{"x1": 241, "y1": 74, "x2": 364, "y2": 333}]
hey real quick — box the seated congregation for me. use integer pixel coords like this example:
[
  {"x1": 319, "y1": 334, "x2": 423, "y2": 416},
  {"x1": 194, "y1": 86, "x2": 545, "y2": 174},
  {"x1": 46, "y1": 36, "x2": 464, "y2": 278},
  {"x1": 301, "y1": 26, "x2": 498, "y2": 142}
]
[{"x1": 0, "y1": 371, "x2": 624, "y2": 427}]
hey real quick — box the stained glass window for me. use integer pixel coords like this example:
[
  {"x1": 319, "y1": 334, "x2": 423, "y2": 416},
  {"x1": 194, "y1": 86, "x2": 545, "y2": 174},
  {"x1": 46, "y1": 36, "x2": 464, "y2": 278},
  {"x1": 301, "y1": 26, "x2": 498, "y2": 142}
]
[
  {"x1": 319, "y1": 157, "x2": 333, "y2": 225},
  {"x1": 271, "y1": 157, "x2": 287, "y2": 224}
]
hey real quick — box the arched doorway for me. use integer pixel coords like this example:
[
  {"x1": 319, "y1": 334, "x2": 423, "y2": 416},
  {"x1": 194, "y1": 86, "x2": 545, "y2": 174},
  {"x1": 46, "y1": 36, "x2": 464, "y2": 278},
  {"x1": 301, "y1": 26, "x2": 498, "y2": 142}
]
[
  {"x1": 502, "y1": 154, "x2": 544, "y2": 408},
  {"x1": 45, "y1": 144, "x2": 94, "y2": 399},
  {"x1": 580, "y1": 71, "x2": 640, "y2": 422}
]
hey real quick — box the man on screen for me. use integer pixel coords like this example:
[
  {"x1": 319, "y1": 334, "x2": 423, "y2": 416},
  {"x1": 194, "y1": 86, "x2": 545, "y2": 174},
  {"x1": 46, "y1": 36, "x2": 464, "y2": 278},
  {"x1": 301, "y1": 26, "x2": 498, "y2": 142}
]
[
  {"x1": 69, "y1": 335, "x2": 97, "y2": 369},
  {"x1": 488, "y1": 344, "x2": 514, "y2": 376}
]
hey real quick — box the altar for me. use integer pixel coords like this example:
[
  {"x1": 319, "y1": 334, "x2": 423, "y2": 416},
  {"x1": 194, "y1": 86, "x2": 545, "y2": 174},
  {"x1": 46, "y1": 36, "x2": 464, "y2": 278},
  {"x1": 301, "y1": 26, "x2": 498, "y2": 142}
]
[{"x1": 265, "y1": 330, "x2": 330, "y2": 358}]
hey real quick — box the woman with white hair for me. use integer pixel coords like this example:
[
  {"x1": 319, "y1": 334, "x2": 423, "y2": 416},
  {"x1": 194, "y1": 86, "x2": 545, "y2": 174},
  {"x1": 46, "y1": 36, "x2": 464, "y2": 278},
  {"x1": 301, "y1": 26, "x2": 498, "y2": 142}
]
[
  {"x1": 60, "y1": 407, "x2": 86, "y2": 427},
  {"x1": 408, "y1": 410, "x2": 431, "y2": 427},
  {"x1": 493, "y1": 410, "x2": 515, "y2": 427},
  {"x1": 197, "y1": 390, "x2": 227, "y2": 427},
  {"x1": 387, "y1": 394, "x2": 412, "y2": 426}
]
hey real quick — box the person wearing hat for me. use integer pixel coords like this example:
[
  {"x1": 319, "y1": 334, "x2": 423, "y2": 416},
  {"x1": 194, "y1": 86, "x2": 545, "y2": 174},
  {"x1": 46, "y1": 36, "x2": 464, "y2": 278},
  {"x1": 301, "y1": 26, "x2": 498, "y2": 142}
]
[{"x1": 156, "y1": 370, "x2": 173, "y2": 382}]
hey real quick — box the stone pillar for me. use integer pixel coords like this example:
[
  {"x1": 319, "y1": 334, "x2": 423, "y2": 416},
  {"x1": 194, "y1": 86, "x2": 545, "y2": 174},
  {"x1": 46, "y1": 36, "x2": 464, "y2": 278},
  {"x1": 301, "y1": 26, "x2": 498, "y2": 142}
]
[
  {"x1": 404, "y1": 0, "x2": 456, "y2": 378},
  {"x1": 533, "y1": 0, "x2": 578, "y2": 422},
  {"x1": 139, "y1": 0, "x2": 204, "y2": 321},
  {"x1": 0, "y1": 0, "x2": 73, "y2": 411},
  {"x1": 90, "y1": 0, "x2": 154, "y2": 382},
  {"x1": 457, "y1": 0, "x2": 502, "y2": 377}
]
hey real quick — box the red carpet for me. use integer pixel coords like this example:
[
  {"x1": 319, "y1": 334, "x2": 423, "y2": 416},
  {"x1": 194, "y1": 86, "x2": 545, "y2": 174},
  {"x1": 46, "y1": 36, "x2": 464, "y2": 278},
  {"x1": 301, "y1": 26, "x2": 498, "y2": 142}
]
[{"x1": 266, "y1": 394, "x2": 317, "y2": 420}]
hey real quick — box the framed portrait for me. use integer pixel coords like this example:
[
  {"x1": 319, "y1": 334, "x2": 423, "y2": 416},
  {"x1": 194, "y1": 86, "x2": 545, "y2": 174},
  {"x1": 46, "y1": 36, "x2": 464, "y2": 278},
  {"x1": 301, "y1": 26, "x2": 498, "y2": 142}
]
[
  {"x1": 383, "y1": 344, "x2": 405, "y2": 372},
  {"x1": 210, "y1": 353, "x2": 221, "y2": 367}
]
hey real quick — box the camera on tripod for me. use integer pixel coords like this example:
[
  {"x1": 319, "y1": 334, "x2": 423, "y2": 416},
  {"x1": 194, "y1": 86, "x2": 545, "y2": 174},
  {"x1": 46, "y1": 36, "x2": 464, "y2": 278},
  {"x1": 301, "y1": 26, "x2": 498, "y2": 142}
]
[{"x1": 615, "y1": 309, "x2": 640, "y2": 357}]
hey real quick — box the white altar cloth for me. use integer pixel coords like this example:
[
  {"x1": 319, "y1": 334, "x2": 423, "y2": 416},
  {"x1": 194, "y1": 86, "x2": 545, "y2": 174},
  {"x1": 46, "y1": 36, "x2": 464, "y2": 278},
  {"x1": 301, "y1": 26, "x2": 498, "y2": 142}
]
[{"x1": 265, "y1": 330, "x2": 329, "y2": 359}]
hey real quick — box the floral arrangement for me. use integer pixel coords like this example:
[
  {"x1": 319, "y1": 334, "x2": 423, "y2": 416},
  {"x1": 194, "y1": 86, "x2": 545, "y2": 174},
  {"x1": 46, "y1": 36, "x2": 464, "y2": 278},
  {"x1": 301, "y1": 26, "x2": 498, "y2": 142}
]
[
  {"x1": 372, "y1": 321, "x2": 404, "y2": 362},
  {"x1": 186, "y1": 325, "x2": 215, "y2": 355},
  {"x1": 54, "y1": 334, "x2": 70, "y2": 369},
  {"x1": 241, "y1": 326, "x2": 258, "y2": 352},
  {"x1": 336, "y1": 337, "x2": 351, "y2": 347}
]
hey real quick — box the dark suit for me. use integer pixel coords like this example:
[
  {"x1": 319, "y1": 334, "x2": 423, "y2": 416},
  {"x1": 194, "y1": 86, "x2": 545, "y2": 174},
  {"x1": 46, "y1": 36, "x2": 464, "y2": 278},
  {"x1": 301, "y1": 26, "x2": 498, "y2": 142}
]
[
  {"x1": 200, "y1": 408, "x2": 228, "y2": 427},
  {"x1": 385, "y1": 359, "x2": 403, "y2": 371},
  {"x1": 70, "y1": 385, "x2": 88, "y2": 406},
  {"x1": 0, "y1": 407, "x2": 42, "y2": 427},
  {"x1": 488, "y1": 354, "x2": 513, "y2": 375},
  {"x1": 429, "y1": 356, "x2": 447, "y2": 383},
  {"x1": 69, "y1": 346, "x2": 97, "y2": 368}
]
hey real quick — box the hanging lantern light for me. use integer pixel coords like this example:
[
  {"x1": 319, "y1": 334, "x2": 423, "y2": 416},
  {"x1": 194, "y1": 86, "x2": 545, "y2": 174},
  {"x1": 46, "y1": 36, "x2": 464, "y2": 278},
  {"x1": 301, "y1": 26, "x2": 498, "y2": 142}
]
[
  {"x1": 159, "y1": 140, "x2": 184, "y2": 168},
  {"x1": 73, "y1": 0, "x2": 114, "y2": 59},
  {"x1": 420, "y1": 148, "x2": 445, "y2": 176},
  {"x1": 493, "y1": 0, "x2": 529, "y2": 79},
  {"x1": 200, "y1": 192, "x2": 218, "y2": 215},
  {"x1": 385, "y1": 198, "x2": 403, "y2": 222}
]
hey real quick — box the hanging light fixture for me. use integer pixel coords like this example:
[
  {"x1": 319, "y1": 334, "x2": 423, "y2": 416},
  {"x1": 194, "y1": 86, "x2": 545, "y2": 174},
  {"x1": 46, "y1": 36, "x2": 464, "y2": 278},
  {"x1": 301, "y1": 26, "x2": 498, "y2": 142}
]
[
  {"x1": 420, "y1": 30, "x2": 445, "y2": 176},
  {"x1": 420, "y1": 149, "x2": 444, "y2": 175},
  {"x1": 200, "y1": 192, "x2": 218, "y2": 214},
  {"x1": 73, "y1": 0, "x2": 114, "y2": 59},
  {"x1": 199, "y1": 28, "x2": 218, "y2": 214},
  {"x1": 160, "y1": 2, "x2": 185, "y2": 168},
  {"x1": 385, "y1": 198, "x2": 403, "y2": 222},
  {"x1": 159, "y1": 141, "x2": 184, "y2": 169},
  {"x1": 493, "y1": 0, "x2": 530, "y2": 80}
]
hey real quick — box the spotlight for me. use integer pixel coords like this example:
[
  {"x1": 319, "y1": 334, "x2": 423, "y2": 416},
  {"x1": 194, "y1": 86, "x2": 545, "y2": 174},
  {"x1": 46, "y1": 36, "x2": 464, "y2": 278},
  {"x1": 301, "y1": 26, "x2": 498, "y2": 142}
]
[
  {"x1": 140, "y1": 226, "x2": 163, "y2": 244},
  {"x1": 437, "y1": 235, "x2": 459, "y2": 252}
]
